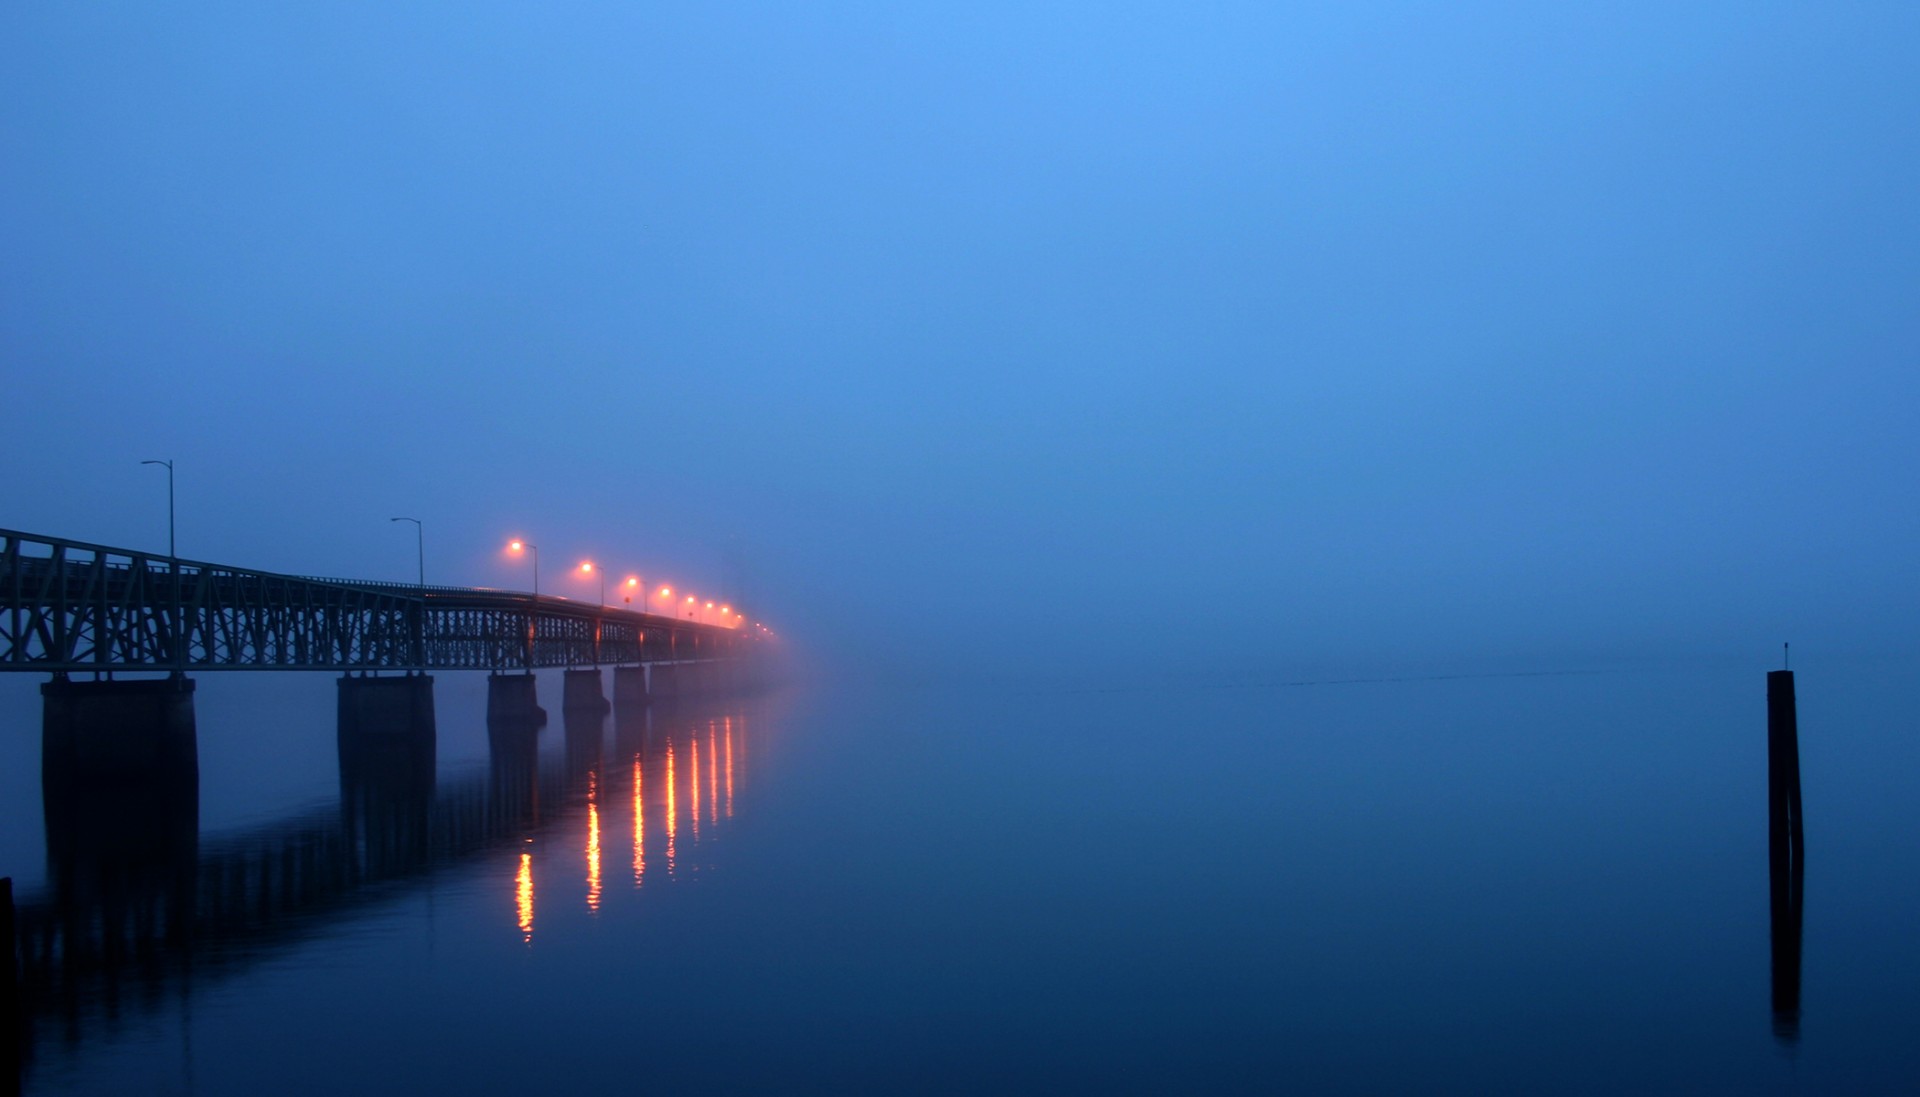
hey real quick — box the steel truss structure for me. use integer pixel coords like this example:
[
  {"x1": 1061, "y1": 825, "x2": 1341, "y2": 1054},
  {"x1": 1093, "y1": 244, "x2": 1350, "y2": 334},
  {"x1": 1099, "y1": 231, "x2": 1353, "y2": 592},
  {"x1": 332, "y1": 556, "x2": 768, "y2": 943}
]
[{"x1": 1, "y1": 528, "x2": 745, "y2": 673}]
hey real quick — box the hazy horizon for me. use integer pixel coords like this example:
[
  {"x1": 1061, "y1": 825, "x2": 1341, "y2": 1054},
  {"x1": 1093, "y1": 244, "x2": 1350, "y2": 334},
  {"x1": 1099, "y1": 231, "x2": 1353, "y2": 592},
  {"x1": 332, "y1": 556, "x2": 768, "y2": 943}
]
[{"x1": 6, "y1": 4, "x2": 1916, "y2": 679}]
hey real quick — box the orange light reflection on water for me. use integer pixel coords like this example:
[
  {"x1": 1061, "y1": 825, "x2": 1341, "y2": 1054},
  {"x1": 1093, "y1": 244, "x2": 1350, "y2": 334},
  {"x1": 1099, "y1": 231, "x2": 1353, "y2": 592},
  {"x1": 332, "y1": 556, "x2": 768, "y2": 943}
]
[
  {"x1": 515, "y1": 851, "x2": 534, "y2": 942},
  {"x1": 632, "y1": 756, "x2": 644, "y2": 887},
  {"x1": 585, "y1": 770, "x2": 602, "y2": 913},
  {"x1": 724, "y1": 718, "x2": 735, "y2": 819},
  {"x1": 691, "y1": 736, "x2": 701, "y2": 841},
  {"x1": 665, "y1": 741, "x2": 677, "y2": 875},
  {"x1": 708, "y1": 723, "x2": 718, "y2": 826}
]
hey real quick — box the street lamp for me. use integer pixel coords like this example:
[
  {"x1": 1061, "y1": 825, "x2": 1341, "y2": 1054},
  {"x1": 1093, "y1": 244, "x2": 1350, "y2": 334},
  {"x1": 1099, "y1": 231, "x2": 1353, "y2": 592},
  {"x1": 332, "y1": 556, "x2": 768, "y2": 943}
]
[
  {"x1": 141, "y1": 459, "x2": 175, "y2": 558},
  {"x1": 390, "y1": 518, "x2": 423, "y2": 590},
  {"x1": 508, "y1": 539, "x2": 539, "y2": 600},
  {"x1": 390, "y1": 517, "x2": 425, "y2": 669},
  {"x1": 141, "y1": 458, "x2": 180, "y2": 672},
  {"x1": 623, "y1": 576, "x2": 642, "y2": 610},
  {"x1": 578, "y1": 560, "x2": 605, "y2": 607}
]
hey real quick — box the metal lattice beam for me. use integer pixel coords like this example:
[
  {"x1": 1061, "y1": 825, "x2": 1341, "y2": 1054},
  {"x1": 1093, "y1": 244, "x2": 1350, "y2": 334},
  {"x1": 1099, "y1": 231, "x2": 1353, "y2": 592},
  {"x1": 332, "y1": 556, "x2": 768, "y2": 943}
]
[{"x1": 1, "y1": 529, "x2": 751, "y2": 672}]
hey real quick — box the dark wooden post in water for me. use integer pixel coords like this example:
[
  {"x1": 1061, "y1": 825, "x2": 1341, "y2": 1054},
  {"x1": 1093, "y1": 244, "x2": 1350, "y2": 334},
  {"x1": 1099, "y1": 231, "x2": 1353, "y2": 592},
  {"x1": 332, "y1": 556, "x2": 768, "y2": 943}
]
[
  {"x1": 1767, "y1": 667, "x2": 1806, "y2": 1042},
  {"x1": 3, "y1": 875, "x2": 17, "y2": 1096},
  {"x1": 1767, "y1": 670, "x2": 1805, "y2": 854}
]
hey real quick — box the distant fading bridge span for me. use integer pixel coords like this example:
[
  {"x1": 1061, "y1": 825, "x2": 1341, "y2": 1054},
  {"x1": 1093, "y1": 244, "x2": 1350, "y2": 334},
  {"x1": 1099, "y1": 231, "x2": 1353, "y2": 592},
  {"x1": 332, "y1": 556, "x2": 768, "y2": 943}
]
[{"x1": 2, "y1": 528, "x2": 753, "y2": 673}]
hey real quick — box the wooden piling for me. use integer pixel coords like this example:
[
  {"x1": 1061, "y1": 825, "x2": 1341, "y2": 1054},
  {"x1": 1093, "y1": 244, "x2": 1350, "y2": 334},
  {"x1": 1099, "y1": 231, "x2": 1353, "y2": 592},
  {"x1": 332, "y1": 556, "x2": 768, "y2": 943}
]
[
  {"x1": 3, "y1": 875, "x2": 16, "y2": 1093},
  {"x1": 1766, "y1": 669, "x2": 1806, "y2": 1042},
  {"x1": 1767, "y1": 670, "x2": 1805, "y2": 853}
]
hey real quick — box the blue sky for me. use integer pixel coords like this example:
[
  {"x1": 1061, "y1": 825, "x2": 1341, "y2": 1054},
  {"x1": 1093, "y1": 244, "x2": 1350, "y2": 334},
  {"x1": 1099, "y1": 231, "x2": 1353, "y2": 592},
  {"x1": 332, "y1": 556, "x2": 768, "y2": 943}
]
[{"x1": 4, "y1": 3, "x2": 1916, "y2": 677}]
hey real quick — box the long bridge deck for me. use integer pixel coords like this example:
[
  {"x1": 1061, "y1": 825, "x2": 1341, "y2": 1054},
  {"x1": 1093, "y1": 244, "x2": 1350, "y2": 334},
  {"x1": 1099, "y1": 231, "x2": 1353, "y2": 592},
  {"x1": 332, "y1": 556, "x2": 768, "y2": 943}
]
[{"x1": 2, "y1": 528, "x2": 749, "y2": 673}]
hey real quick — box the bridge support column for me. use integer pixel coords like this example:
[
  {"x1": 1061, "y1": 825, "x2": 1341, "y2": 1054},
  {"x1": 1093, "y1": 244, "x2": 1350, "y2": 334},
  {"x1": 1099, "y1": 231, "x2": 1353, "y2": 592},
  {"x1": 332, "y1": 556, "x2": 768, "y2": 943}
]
[
  {"x1": 337, "y1": 675, "x2": 436, "y2": 745},
  {"x1": 339, "y1": 677, "x2": 436, "y2": 879},
  {"x1": 691, "y1": 661, "x2": 721, "y2": 697},
  {"x1": 564, "y1": 669, "x2": 609, "y2": 714},
  {"x1": 337, "y1": 675, "x2": 436, "y2": 809},
  {"x1": 41, "y1": 677, "x2": 199, "y2": 795},
  {"x1": 612, "y1": 666, "x2": 649, "y2": 713},
  {"x1": 40, "y1": 677, "x2": 201, "y2": 956},
  {"x1": 649, "y1": 662, "x2": 680, "y2": 703},
  {"x1": 488, "y1": 673, "x2": 546, "y2": 727}
]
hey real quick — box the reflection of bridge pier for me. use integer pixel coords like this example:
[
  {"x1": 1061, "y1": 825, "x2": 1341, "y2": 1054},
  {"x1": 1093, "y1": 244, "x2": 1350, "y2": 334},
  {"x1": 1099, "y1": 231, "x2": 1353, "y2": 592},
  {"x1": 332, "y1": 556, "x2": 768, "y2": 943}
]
[
  {"x1": 488, "y1": 717, "x2": 542, "y2": 833},
  {"x1": 39, "y1": 674, "x2": 201, "y2": 971},
  {"x1": 337, "y1": 675, "x2": 436, "y2": 880},
  {"x1": 612, "y1": 702, "x2": 649, "y2": 760},
  {"x1": 564, "y1": 705, "x2": 605, "y2": 783},
  {"x1": 8, "y1": 676, "x2": 774, "y2": 1080},
  {"x1": 34, "y1": 693, "x2": 199, "y2": 1042}
]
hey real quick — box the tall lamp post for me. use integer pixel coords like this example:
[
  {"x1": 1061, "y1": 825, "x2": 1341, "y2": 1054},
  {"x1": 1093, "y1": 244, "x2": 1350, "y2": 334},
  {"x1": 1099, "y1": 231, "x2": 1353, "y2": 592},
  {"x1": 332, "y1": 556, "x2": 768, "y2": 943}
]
[
  {"x1": 141, "y1": 459, "x2": 180, "y2": 672},
  {"x1": 578, "y1": 561, "x2": 605, "y2": 607},
  {"x1": 508, "y1": 539, "x2": 539, "y2": 672},
  {"x1": 140, "y1": 459, "x2": 175, "y2": 558},
  {"x1": 390, "y1": 517, "x2": 423, "y2": 590},
  {"x1": 508, "y1": 539, "x2": 539, "y2": 599},
  {"x1": 391, "y1": 517, "x2": 425, "y2": 670}
]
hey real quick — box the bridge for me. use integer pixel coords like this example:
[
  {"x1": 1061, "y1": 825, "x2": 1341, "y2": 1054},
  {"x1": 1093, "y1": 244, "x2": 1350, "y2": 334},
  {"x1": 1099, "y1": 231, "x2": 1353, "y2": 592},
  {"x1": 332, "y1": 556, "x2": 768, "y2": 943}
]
[
  {"x1": 0, "y1": 528, "x2": 779, "y2": 1089},
  {"x1": 0, "y1": 524, "x2": 774, "y2": 859},
  {"x1": 1, "y1": 527, "x2": 754, "y2": 673}
]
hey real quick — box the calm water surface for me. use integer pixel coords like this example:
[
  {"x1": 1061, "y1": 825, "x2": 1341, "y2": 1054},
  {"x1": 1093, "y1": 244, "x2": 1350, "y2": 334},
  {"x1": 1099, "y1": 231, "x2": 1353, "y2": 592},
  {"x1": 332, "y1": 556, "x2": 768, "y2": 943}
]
[{"x1": 3, "y1": 657, "x2": 1917, "y2": 1094}]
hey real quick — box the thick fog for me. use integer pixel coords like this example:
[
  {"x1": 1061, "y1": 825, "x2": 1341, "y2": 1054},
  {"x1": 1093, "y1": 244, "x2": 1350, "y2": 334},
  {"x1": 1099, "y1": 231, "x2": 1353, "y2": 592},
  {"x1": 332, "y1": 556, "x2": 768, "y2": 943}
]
[{"x1": 5, "y1": 4, "x2": 1916, "y2": 682}]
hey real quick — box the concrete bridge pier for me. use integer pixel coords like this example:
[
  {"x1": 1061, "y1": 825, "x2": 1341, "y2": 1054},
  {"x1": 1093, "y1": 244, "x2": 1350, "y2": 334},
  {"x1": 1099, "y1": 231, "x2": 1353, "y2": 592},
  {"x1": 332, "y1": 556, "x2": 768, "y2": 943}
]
[
  {"x1": 338, "y1": 676, "x2": 436, "y2": 875},
  {"x1": 337, "y1": 675, "x2": 436, "y2": 755},
  {"x1": 563, "y1": 669, "x2": 610, "y2": 715},
  {"x1": 675, "y1": 662, "x2": 702, "y2": 698},
  {"x1": 41, "y1": 677, "x2": 200, "y2": 963},
  {"x1": 487, "y1": 673, "x2": 546, "y2": 727},
  {"x1": 611, "y1": 665, "x2": 650, "y2": 713},
  {"x1": 688, "y1": 661, "x2": 720, "y2": 697},
  {"x1": 649, "y1": 663, "x2": 680, "y2": 703},
  {"x1": 41, "y1": 676, "x2": 199, "y2": 799}
]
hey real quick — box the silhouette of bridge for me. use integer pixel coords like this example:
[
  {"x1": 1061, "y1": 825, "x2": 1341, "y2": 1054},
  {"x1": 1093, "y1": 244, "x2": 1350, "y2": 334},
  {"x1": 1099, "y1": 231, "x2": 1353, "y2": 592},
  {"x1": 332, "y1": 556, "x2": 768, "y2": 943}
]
[
  {"x1": 1, "y1": 530, "x2": 782, "y2": 1090},
  {"x1": 1, "y1": 528, "x2": 754, "y2": 673}
]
